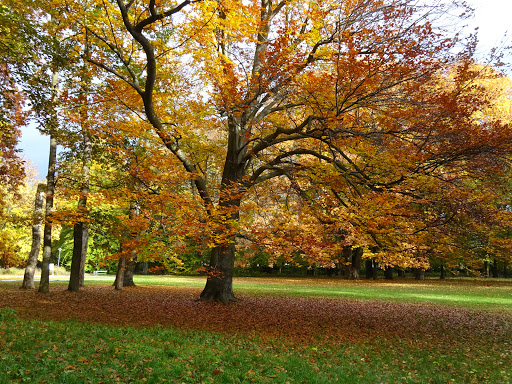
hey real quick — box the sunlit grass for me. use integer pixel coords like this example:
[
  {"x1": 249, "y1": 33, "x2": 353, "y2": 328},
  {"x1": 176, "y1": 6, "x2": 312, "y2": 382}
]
[{"x1": 130, "y1": 275, "x2": 512, "y2": 312}]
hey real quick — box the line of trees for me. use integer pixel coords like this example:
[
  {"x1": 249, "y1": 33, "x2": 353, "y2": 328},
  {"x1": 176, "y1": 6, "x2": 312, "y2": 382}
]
[{"x1": 1, "y1": 0, "x2": 512, "y2": 303}]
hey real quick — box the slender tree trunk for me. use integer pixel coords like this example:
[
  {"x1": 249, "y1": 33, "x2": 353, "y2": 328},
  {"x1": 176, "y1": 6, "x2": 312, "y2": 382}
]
[
  {"x1": 491, "y1": 259, "x2": 498, "y2": 278},
  {"x1": 384, "y1": 266, "x2": 393, "y2": 280},
  {"x1": 38, "y1": 134, "x2": 57, "y2": 293},
  {"x1": 68, "y1": 132, "x2": 92, "y2": 292},
  {"x1": 365, "y1": 260, "x2": 373, "y2": 279},
  {"x1": 372, "y1": 261, "x2": 379, "y2": 280},
  {"x1": 38, "y1": 71, "x2": 59, "y2": 294},
  {"x1": 483, "y1": 260, "x2": 489, "y2": 277},
  {"x1": 504, "y1": 263, "x2": 508, "y2": 278},
  {"x1": 440, "y1": 264, "x2": 446, "y2": 279},
  {"x1": 21, "y1": 183, "x2": 46, "y2": 289},
  {"x1": 68, "y1": 61, "x2": 92, "y2": 291},
  {"x1": 114, "y1": 256, "x2": 125, "y2": 290},
  {"x1": 342, "y1": 246, "x2": 352, "y2": 279}
]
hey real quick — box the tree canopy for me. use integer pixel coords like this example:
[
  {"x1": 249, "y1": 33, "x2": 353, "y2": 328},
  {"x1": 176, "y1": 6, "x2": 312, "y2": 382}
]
[{"x1": 2, "y1": 0, "x2": 512, "y2": 301}]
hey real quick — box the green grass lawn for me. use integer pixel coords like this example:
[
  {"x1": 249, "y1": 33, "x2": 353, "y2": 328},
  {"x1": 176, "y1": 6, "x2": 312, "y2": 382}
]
[
  {"x1": 131, "y1": 275, "x2": 512, "y2": 312},
  {"x1": 1, "y1": 276, "x2": 511, "y2": 383}
]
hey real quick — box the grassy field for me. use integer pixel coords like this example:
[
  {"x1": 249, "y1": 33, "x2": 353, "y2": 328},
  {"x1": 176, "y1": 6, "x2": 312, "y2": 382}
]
[{"x1": 0, "y1": 276, "x2": 511, "y2": 383}]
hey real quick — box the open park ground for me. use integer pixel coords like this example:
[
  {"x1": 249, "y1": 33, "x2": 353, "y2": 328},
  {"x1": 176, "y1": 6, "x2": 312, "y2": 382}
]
[{"x1": 0, "y1": 276, "x2": 511, "y2": 383}]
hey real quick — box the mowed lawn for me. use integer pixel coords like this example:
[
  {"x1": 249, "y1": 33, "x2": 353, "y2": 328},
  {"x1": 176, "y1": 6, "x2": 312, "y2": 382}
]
[{"x1": 0, "y1": 276, "x2": 511, "y2": 383}]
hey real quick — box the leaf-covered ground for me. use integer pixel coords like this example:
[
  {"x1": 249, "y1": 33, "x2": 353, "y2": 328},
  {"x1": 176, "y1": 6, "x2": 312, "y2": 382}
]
[
  {"x1": 1, "y1": 284, "x2": 511, "y2": 346},
  {"x1": 1, "y1": 283, "x2": 511, "y2": 383}
]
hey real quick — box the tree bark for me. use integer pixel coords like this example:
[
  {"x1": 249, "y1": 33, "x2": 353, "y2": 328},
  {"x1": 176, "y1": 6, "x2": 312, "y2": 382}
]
[
  {"x1": 365, "y1": 260, "x2": 373, "y2": 279},
  {"x1": 349, "y1": 247, "x2": 363, "y2": 280},
  {"x1": 21, "y1": 183, "x2": 46, "y2": 290},
  {"x1": 372, "y1": 261, "x2": 379, "y2": 280},
  {"x1": 414, "y1": 268, "x2": 425, "y2": 280},
  {"x1": 491, "y1": 259, "x2": 498, "y2": 278},
  {"x1": 38, "y1": 71, "x2": 58, "y2": 294},
  {"x1": 38, "y1": 134, "x2": 57, "y2": 293},
  {"x1": 384, "y1": 266, "x2": 393, "y2": 280},
  {"x1": 68, "y1": 222, "x2": 88, "y2": 291},
  {"x1": 440, "y1": 264, "x2": 446, "y2": 279},
  {"x1": 123, "y1": 258, "x2": 136, "y2": 287},
  {"x1": 199, "y1": 243, "x2": 237, "y2": 304},
  {"x1": 114, "y1": 256, "x2": 125, "y2": 290}
]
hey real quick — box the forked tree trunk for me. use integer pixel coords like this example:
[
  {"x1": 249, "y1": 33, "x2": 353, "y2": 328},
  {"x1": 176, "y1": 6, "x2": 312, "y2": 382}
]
[
  {"x1": 200, "y1": 243, "x2": 237, "y2": 304},
  {"x1": 21, "y1": 183, "x2": 46, "y2": 289}
]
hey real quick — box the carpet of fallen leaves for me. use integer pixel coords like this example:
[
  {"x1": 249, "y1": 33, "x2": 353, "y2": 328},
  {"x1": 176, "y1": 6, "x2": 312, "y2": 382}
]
[{"x1": 1, "y1": 284, "x2": 511, "y2": 347}]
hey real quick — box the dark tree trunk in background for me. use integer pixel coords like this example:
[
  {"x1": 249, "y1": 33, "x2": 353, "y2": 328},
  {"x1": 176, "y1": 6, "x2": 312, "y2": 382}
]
[
  {"x1": 342, "y1": 246, "x2": 352, "y2": 278},
  {"x1": 21, "y1": 183, "x2": 46, "y2": 290},
  {"x1": 414, "y1": 269, "x2": 425, "y2": 280},
  {"x1": 440, "y1": 265, "x2": 446, "y2": 279},
  {"x1": 384, "y1": 266, "x2": 393, "y2": 280},
  {"x1": 483, "y1": 260, "x2": 489, "y2": 277},
  {"x1": 372, "y1": 261, "x2": 379, "y2": 280},
  {"x1": 365, "y1": 260, "x2": 373, "y2": 279},
  {"x1": 491, "y1": 259, "x2": 498, "y2": 278},
  {"x1": 504, "y1": 264, "x2": 508, "y2": 278},
  {"x1": 349, "y1": 247, "x2": 363, "y2": 280},
  {"x1": 397, "y1": 269, "x2": 405, "y2": 278}
]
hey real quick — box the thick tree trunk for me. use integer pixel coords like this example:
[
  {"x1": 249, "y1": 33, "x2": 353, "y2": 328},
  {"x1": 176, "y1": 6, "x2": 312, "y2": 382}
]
[
  {"x1": 123, "y1": 258, "x2": 136, "y2": 287},
  {"x1": 349, "y1": 247, "x2": 363, "y2": 280},
  {"x1": 21, "y1": 183, "x2": 46, "y2": 290},
  {"x1": 200, "y1": 243, "x2": 237, "y2": 304},
  {"x1": 384, "y1": 266, "x2": 393, "y2": 280}
]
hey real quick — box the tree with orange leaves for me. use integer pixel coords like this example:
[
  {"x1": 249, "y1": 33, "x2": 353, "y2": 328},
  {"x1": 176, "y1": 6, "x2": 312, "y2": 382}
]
[{"x1": 42, "y1": 0, "x2": 512, "y2": 303}]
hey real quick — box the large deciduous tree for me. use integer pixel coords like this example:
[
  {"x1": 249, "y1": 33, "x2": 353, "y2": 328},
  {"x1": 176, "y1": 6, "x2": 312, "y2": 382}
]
[{"x1": 52, "y1": 0, "x2": 512, "y2": 302}]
